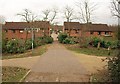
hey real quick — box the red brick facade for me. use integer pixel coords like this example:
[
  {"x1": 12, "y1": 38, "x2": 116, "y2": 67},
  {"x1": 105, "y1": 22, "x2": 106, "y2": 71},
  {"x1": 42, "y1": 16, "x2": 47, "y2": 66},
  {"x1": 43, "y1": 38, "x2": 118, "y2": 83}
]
[
  {"x1": 2, "y1": 21, "x2": 50, "y2": 40},
  {"x1": 64, "y1": 22, "x2": 116, "y2": 37}
]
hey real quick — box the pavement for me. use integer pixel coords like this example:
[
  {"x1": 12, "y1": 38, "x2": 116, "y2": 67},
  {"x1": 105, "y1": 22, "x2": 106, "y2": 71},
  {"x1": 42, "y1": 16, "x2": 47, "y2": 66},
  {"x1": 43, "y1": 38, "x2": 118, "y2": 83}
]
[
  {"x1": 2, "y1": 56, "x2": 40, "y2": 69},
  {"x1": 2, "y1": 41, "x2": 107, "y2": 82},
  {"x1": 24, "y1": 41, "x2": 90, "y2": 82}
]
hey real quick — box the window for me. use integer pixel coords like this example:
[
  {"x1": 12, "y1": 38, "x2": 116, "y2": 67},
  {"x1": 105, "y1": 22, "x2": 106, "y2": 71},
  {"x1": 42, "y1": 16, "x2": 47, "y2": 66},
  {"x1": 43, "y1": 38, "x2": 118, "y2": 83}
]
[
  {"x1": 12, "y1": 38, "x2": 15, "y2": 40},
  {"x1": 36, "y1": 29, "x2": 39, "y2": 32},
  {"x1": 19, "y1": 30, "x2": 24, "y2": 33},
  {"x1": 41, "y1": 28, "x2": 44, "y2": 30},
  {"x1": 11, "y1": 30, "x2": 15, "y2": 33},
  {"x1": 76, "y1": 30, "x2": 79, "y2": 34},
  {"x1": 28, "y1": 31, "x2": 31, "y2": 33},
  {"x1": 98, "y1": 31, "x2": 101, "y2": 35},
  {"x1": 5, "y1": 30, "x2": 8, "y2": 33},
  {"x1": 90, "y1": 32, "x2": 94, "y2": 35},
  {"x1": 105, "y1": 32, "x2": 109, "y2": 35}
]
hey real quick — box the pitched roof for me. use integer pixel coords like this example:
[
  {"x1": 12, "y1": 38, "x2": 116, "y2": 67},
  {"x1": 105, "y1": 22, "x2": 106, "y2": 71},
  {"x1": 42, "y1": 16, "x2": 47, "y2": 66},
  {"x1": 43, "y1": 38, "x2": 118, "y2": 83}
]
[
  {"x1": 64, "y1": 22, "x2": 81, "y2": 30},
  {"x1": 51, "y1": 25, "x2": 63, "y2": 30},
  {"x1": 2, "y1": 21, "x2": 50, "y2": 30},
  {"x1": 64, "y1": 22, "x2": 114, "y2": 32},
  {"x1": 84, "y1": 24, "x2": 111, "y2": 32}
]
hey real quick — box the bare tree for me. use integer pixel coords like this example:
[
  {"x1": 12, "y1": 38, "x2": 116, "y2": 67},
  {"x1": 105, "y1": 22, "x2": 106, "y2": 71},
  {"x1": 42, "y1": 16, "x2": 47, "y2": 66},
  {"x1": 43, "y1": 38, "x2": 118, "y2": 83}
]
[
  {"x1": 17, "y1": 9, "x2": 37, "y2": 43},
  {"x1": 17, "y1": 9, "x2": 37, "y2": 22},
  {"x1": 76, "y1": 0, "x2": 97, "y2": 23},
  {"x1": 42, "y1": 9, "x2": 51, "y2": 21},
  {"x1": 42, "y1": 7, "x2": 58, "y2": 24},
  {"x1": 50, "y1": 7, "x2": 58, "y2": 24},
  {"x1": 111, "y1": 0, "x2": 120, "y2": 18},
  {"x1": 63, "y1": 5, "x2": 74, "y2": 22}
]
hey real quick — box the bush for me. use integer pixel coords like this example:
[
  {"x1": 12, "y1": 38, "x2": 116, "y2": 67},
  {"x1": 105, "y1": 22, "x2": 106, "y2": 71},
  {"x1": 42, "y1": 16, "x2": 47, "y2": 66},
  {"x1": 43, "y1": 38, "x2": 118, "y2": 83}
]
[
  {"x1": 25, "y1": 39, "x2": 36, "y2": 50},
  {"x1": 63, "y1": 37, "x2": 76, "y2": 44},
  {"x1": 58, "y1": 33, "x2": 68, "y2": 43},
  {"x1": 2, "y1": 39, "x2": 8, "y2": 53},
  {"x1": 105, "y1": 41, "x2": 111, "y2": 48},
  {"x1": 79, "y1": 37, "x2": 90, "y2": 48},
  {"x1": 17, "y1": 46, "x2": 25, "y2": 53},
  {"x1": 89, "y1": 37, "x2": 115, "y2": 48},
  {"x1": 6, "y1": 39, "x2": 25, "y2": 54},
  {"x1": 110, "y1": 41, "x2": 118, "y2": 49},
  {"x1": 43, "y1": 36, "x2": 53, "y2": 44},
  {"x1": 6, "y1": 40, "x2": 19, "y2": 53},
  {"x1": 92, "y1": 37, "x2": 101, "y2": 47},
  {"x1": 35, "y1": 37, "x2": 45, "y2": 46}
]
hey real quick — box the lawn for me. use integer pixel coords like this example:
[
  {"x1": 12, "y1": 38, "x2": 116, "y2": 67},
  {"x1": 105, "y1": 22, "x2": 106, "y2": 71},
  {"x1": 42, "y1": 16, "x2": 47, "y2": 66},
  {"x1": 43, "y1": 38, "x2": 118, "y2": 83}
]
[
  {"x1": 2, "y1": 66, "x2": 29, "y2": 82},
  {"x1": 2, "y1": 44, "x2": 48, "y2": 60},
  {"x1": 66, "y1": 44, "x2": 118, "y2": 57}
]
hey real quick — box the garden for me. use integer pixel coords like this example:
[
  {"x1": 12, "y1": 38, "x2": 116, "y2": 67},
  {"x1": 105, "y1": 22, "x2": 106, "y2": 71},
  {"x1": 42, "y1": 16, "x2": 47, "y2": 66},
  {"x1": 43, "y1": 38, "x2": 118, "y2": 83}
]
[
  {"x1": 58, "y1": 33, "x2": 119, "y2": 57},
  {"x1": 58, "y1": 32, "x2": 120, "y2": 82},
  {"x1": 2, "y1": 36, "x2": 53, "y2": 59}
]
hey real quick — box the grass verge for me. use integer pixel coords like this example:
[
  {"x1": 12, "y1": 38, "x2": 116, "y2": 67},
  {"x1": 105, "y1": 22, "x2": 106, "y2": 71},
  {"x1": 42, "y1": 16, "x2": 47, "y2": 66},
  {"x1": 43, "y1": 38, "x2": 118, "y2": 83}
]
[
  {"x1": 90, "y1": 69, "x2": 110, "y2": 82},
  {"x1": 2, "y1": 45, "x2": 48, "y2": 60},
  {"x1": 2, "y1": 66, "x2": 29, "y2": 82},
  {"x1": 66, "y1": 44, "x2": 117, "y2": 57}
]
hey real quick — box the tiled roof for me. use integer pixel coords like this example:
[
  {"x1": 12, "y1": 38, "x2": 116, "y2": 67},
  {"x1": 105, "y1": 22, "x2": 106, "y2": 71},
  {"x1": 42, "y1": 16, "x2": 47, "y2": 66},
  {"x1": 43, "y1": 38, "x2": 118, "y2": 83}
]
[
  {"x1": 64, "y1": 22, "x2": 115, "y2": 32},
  {"x1": 64, "y1": 22, "x2": 81, "y2": 30},
  {"x1": 84, "y1": 24, "x2": 111, "y2": 32},
  {"x1": 51, "y1": 25, "x2": 63, "y2": 30},
  {"x1": 2, "y1": 21, "x2": 50, "y2": 30}
]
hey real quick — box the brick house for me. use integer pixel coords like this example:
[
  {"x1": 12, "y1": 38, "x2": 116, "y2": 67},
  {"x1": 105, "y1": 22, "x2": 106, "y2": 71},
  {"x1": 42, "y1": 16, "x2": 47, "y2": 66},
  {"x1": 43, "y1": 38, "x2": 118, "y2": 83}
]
[
  {"x1": 2, "y1": 21, "x2": 50, "y2": 40},
  {"x1": 50, "y1": 25, "x2": 63, "y2": 34},
  {"x1": 64, "y1": 22, "x2": 116, "y2": 37}
]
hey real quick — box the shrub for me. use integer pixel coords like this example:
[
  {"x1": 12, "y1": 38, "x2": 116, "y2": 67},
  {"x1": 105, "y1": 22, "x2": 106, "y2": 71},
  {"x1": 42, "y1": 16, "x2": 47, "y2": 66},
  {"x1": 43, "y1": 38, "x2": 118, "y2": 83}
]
[
  {"x1": 35, "y1": 37, "x2": 45, "y2": 46},
  {"x1": 6, "y1": 39, "x2": 19, "y2": 53},
  {"x1": 17, "y1": 46, "x2": 25, "y2": 53},
  {"x1": 92, "y1": 37, "x2": 101, "y2": 47},
  {"x1": 25, "y1": 39, "x2": 36, "y2": 50},
  {"x1": 105, "y1": 41, "x2": 111, "y2": 48},
  {"x1": 2, "y1": 39, "x2": 8, "y2": 53},
  {"x1": 63, "y1": 38, "x2": 71, "y2": 44},
  {"x1": 58, "y1": 33, "x2": 68, "y2": 43},
  {"x1": 63, "y1": 37, "x2": 76, "y2": 44},
  {"x1": 6, "y1": 39, "x2": 25, "y2": 54},
  {"x1": 35, "y1": 36, "x2": 53, "y2": 46},
  {"x1": 110, "y1": 41, "x2": 118, "y2": 49},
  {"x1": 89, "y1": 37, "x2": 114, "y2": 48},
  {"x1": 79, "y1": 37, "x2": 90, "y2": 48},
  {"x1": 43, "y1": 36, "x2": 53, "y2": 44}
]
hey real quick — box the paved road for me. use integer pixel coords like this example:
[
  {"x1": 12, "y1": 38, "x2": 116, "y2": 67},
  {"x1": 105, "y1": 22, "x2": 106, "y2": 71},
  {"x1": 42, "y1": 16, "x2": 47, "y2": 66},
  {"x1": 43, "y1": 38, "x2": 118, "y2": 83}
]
[{"x1": 25, "y1": 42, "x2": 90, "y2": 82}]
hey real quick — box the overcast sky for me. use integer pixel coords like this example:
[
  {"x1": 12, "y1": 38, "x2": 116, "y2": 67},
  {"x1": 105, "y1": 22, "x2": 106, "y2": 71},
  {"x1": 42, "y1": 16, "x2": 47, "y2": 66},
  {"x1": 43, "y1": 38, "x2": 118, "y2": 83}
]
[{"x1": 0, "y1": 0, "x2": 118, "y2": 25}]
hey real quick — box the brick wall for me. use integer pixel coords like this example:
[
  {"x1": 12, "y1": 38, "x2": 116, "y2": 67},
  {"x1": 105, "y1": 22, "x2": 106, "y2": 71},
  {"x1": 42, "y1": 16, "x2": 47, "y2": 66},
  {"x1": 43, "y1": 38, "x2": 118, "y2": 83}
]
[
  {"x1": 65, "y1": 29, "x2": 114, "y2": 37},
  {"x1": 3, "y1": 28, "x2": 50, "y2": 40}
]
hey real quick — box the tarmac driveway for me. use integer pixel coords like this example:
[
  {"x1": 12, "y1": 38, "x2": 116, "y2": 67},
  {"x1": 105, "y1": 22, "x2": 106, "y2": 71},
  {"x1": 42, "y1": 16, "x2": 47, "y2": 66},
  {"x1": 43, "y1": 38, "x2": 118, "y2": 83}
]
[{"x1": 25, "y1": 42, "x2": 90, "y2": 82}]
